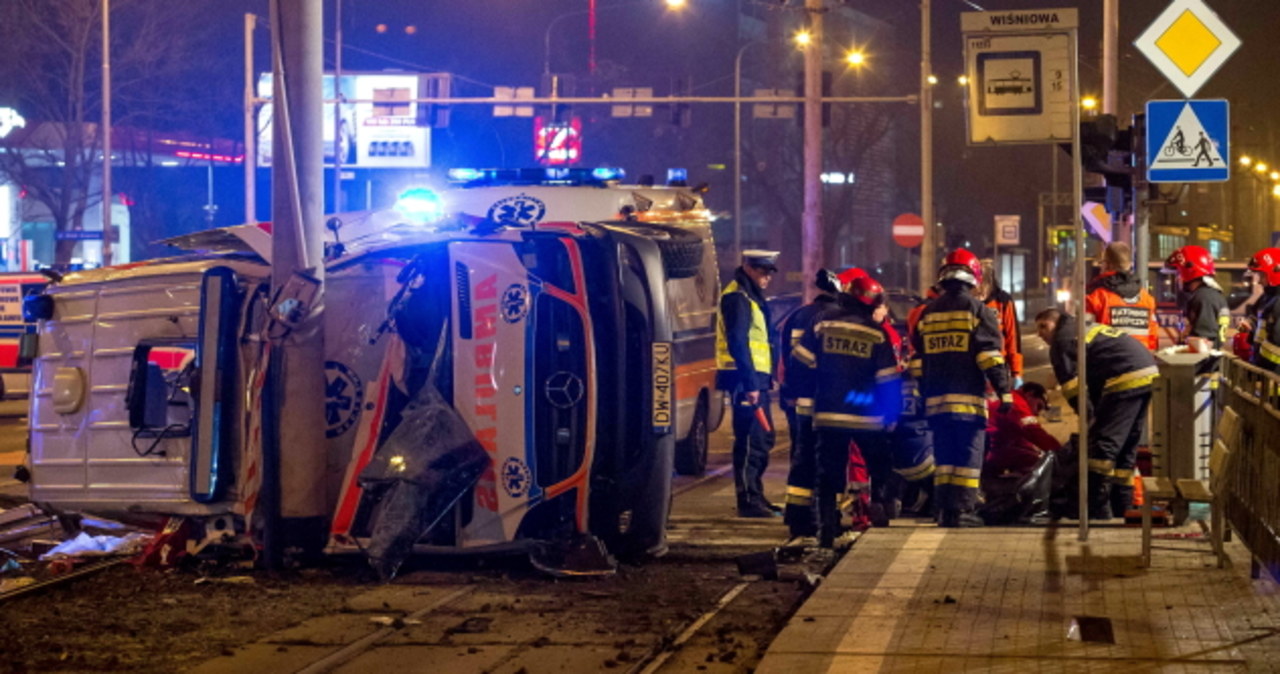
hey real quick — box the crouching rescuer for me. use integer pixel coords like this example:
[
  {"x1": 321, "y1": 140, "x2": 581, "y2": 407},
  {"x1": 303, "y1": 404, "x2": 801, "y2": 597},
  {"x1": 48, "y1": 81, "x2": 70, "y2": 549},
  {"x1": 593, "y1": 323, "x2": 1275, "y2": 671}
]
[
  {"x1": 790, "y1": 275, "x2": 901, "y2": 546},
  {"x1": 909, "y1": 249, "x2": 1012, "y2": 528},
  {"x1": 1036, "y1": 308, "x2": 1159, "y2": 519}
]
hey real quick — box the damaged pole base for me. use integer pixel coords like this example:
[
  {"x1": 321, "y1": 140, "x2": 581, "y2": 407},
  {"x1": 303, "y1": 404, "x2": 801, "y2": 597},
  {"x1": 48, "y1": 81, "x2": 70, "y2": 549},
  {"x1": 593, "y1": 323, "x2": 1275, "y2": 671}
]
[{"x1": 528, "y1": 533, "x2": 616, "y2": 578}]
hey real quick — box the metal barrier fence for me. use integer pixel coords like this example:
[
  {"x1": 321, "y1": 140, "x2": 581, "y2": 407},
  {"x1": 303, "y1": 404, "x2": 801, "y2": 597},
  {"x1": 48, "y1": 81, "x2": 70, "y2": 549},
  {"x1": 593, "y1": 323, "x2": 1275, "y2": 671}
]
[{"x1": 1219, "y1": 355, "x2": 1280, "y2": 580}]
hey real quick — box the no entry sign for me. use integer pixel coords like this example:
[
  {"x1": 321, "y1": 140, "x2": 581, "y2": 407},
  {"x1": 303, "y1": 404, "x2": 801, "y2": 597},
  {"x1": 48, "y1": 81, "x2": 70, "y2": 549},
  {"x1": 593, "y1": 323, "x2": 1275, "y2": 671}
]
[{"x1": 892, "y1": 213, "x2": 925, "y2": 248}]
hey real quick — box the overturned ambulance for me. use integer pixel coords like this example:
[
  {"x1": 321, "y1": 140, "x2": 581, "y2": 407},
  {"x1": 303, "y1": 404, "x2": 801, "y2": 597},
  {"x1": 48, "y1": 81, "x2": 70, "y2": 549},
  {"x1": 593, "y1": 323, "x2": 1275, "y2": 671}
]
[{"x1": 23, "y1": 169, "x2": 718, "y2": 572}]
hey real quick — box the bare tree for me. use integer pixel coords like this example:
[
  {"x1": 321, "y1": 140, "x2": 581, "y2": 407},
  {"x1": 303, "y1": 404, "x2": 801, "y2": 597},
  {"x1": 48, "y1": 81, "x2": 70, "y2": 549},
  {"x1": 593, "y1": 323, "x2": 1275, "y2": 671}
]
[{"x1": 0, "y1": 0, "x2": 219, "y2": 266}]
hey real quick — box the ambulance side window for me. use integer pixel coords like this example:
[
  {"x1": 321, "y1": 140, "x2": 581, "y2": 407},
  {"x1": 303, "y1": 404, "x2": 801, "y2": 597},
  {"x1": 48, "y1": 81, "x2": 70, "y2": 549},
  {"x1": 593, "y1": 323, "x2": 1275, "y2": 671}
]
[{"x1": 125, "y1": 340, "x2": 196, "y2": 440}]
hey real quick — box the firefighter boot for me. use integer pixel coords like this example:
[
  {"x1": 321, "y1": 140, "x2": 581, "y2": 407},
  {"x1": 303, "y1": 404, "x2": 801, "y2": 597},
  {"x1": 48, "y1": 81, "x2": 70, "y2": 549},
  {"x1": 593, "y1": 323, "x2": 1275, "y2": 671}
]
[
  {"x1": 938, "y1": 508, "x2": 984, "y2": 528},
  {"x1": 785, "y1": 504, "x2": 818, "y2": 538},
  {"x1": 1110, "y1": 485, "x2": 1136, "y2": 520},
  {"x1": 1087, "y1": 473, "x2": 1114, "y2": 521}
]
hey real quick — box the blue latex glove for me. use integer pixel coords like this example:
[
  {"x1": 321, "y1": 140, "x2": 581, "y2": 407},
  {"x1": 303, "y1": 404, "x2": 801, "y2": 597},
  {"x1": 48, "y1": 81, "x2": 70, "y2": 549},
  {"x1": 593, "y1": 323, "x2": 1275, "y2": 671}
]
[{"x1": 1013, "y1": 376, "x2": 1024, "y2": 390}]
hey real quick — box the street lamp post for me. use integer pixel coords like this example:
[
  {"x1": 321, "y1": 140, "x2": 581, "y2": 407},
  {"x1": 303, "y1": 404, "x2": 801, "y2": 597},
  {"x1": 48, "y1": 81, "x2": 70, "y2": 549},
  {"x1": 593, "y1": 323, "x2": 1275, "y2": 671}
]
[
  {"x1": 801, "y1": 0, "x2": 824, "y2": 302},
  {"x1": 733, "y1": 41, "x2": 762, "y2": 262}
]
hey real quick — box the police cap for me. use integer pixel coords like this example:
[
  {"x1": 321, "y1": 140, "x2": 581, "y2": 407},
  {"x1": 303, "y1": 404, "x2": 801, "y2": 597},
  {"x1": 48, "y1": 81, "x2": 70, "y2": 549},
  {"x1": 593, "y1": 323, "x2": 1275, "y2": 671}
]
[{"x1": 742, "y1": 249, "x2": 780, "y2": 272}]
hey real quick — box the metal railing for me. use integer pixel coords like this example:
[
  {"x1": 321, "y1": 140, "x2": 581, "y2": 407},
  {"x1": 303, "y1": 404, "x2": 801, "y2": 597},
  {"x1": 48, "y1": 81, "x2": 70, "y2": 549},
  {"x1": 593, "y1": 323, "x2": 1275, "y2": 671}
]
[{"x1": 1218, "y1": 355, "x2": 1280, "y2": 579}]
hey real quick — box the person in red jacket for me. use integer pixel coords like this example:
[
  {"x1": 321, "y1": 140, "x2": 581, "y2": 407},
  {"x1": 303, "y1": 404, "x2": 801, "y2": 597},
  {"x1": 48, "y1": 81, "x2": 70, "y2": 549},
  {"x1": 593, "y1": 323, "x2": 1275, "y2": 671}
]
[
  {"x1": 978, "y1": 259, "x2": 1024, "y2": 387},
  {"x1": 984, "y1": 382, "x2": 1061, "y2": 479},
  {"x1": 1086, "y1": 242, "x2": 1159, "y2": 350}
]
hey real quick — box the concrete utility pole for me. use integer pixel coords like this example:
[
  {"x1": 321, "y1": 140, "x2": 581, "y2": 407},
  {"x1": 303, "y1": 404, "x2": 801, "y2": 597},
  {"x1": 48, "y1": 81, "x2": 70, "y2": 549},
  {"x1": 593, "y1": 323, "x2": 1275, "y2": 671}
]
[
  {"x1": 802, "y1": 0, "x2": 824, "y2": 301},
  {"x1": 244, "y1": 13, "x2": 257, "y2": 225},
  {"x1": 1102, "y1": 0, "x2": 1118, "y2": 115},
  {"x1": 101, "y1": 0, "x2": 112, "y2": 266},
  {"x1": 266, "y1": 0, "x2": 328, "y2": 566},
  {"x1": 919, "y1": 0, "x2": 935, "y2": 296}
]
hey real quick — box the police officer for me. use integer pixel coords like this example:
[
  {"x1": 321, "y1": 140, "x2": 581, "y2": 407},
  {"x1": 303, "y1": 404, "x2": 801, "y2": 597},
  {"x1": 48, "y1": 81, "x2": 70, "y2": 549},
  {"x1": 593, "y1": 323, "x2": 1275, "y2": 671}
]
[
  {"x1": 1165, "y1": 245, "x2": 1229, "y2": 350},
  {"x1": 1086, "y1": 242, "x2": 1159, "y2": 350},
  {"x1": 716, "y1": 250, "x2": 780, "y2": 518},
  {"x1": 908, "y1": 249, "x2": 1012, "y2": 528},
  {"x1": 1247, "y1": 248, "x2": 1280, "y2": 372},
  {"x1": 1035, "y1": 308, "x2": 1159, "y2": 518},
  {"x1": 791, "y1": 275, "x2": 901, "y2": 546},
  {"x1": 778, "y1": 268, "x2": 841, "y2": 536}
]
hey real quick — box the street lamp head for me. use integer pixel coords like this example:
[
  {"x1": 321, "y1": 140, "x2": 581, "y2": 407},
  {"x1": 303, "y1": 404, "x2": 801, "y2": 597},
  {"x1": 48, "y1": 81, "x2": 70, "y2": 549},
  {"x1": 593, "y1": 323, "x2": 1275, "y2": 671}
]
[
  {"x1": 794, "y1": 30, "x2": 812, "y2": 48},
  {"x1": 1273, "y1": 184, "x2": 1280, "y2": 198},
  {"x1": 845, "y1": 50, "x2": 865, "y2": 67},
  {"x1": 1240, "y1": 155, "x2": 1253, "y2": 167},
  {"x1": 957, "y1": 75, "x2": 969, "y2": 86},
  {"x1": 664, "y1": 0, "x2": 686, "y2": 8},
  {"x1": 1270, "y1": 171, "x2": 1279, "y2": 181},
  {"x1": 1081, "y1": 96, "x2": 1099, "y2": 110},
  {"x1": 926, "y1": 74, "x2": 938, "y2": 85},
  {"x1": 1256, "y1": 162, "x2": 1269, "y2": 174}
]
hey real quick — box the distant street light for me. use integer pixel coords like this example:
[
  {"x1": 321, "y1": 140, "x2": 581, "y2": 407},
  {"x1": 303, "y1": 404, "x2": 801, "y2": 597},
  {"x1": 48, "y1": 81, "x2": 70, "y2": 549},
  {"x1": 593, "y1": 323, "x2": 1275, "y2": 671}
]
[
  {"x1": 926, "y1": 74, "x2": 938, "y2": 85},
  {"x1": 794, "y1": 30, "x2": 812, "y2": 47},
  {"x1": 1271, "y1": 171, "x2": 1280, "y2": 181},
  {"x1": 1240, "y1": 155, "x2": 1253, "y2": 167},
  {"x1": 957, "y1": 74, "x2": 969, "y2": 86},
  {"x1": 1081, "y1": 96, "x2": 1099, "y2": 110},
  {"x1": 665, "y1": 0, "x2": 686, "y2": 7},
  {"x1": 1256, "y1": 163, "x2": 1269, "y2": 174},
  {"x1": 845, "y1": 50, "x2": 865, "y2": 67}
]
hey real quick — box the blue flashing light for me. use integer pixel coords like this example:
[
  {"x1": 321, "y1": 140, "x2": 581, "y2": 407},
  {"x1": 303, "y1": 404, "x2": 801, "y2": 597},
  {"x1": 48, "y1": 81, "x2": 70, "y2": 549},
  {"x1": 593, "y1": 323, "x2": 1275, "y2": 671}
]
[
  {"x1": 447, "y1": 168, "x2": 483, "y2": 182},
  {"x1": 592, "y1": 167, "x2": 626, "y2": 181},
  {"x1": 394, "y1": 187, "x2": 444, "y2": 224},
  {"x1": 666, "y1": 168, "x2": 688, "y2": 185}
]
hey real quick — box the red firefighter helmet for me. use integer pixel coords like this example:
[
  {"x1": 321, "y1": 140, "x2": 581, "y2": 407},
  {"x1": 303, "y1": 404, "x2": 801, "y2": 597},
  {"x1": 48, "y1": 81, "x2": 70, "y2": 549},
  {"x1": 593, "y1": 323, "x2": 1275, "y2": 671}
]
[
  {"x1": 1249, "y1": 248, "x2": 1280, "y2": 286},
  {"x1": 1165, "y1": 245, "x2": 1215, "y2": 284},
  {"x1": 847, "y1": 275, "x2": 885, "y2": 306},
  {"x1": 836, "y1": 267, "x2": 868, "y2": 289},
  {"x1": 938, "y1": 248, "x2": 982, "y2": 286}
]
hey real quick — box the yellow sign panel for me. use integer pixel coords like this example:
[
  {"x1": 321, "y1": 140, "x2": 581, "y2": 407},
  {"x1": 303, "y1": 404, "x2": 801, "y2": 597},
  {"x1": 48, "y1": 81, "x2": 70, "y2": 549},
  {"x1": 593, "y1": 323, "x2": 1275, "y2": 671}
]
[{"x1": 1135, "y1": 0, "x2": 1240, "y2": 98}]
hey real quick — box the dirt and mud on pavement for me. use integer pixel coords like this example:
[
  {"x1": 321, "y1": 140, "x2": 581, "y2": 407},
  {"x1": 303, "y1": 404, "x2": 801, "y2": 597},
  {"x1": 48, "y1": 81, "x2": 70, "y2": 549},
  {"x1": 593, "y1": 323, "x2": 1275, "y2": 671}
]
[{"x1": 0, "y1": 431, "x2": 840, "y2": 674}]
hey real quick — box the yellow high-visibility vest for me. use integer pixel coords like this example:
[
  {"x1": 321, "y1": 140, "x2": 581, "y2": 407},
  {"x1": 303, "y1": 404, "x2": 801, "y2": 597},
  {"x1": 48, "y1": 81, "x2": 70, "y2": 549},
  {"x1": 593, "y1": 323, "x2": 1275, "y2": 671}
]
[{"x1": 715, "y1": 280, "x2": 772, "y2": 376}]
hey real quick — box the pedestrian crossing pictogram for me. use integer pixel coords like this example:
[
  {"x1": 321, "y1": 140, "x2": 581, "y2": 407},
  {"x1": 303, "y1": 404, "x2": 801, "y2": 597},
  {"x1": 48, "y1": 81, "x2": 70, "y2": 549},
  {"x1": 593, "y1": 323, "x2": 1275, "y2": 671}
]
[{"x1": 1146, "y1": 99, "x2": 1229, "y2": 183}]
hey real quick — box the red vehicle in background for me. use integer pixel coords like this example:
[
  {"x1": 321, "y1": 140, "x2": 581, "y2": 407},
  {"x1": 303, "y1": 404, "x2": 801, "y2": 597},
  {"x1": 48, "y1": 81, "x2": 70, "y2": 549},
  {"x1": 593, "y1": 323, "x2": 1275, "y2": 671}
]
[{"x1": 0, "y1": 273, "x2": 46, "y2": 399}]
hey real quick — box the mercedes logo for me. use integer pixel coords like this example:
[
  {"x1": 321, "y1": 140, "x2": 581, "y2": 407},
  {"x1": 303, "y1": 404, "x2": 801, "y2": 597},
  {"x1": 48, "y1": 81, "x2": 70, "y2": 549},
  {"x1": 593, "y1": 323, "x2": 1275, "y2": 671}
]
[{"x1": 544, "y1": 371, "x2": 585, "y2": 409}]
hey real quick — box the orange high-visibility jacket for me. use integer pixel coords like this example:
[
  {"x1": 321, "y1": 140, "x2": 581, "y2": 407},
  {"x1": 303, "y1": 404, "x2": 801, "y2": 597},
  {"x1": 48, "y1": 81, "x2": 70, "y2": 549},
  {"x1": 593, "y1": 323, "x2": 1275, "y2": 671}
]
[
  {"x1": 984, "y1": 289, "x2": 1023, "y2": 379},
  {"x1": 1085, "y1": 271, "x2": 1159, "y2": 350}
]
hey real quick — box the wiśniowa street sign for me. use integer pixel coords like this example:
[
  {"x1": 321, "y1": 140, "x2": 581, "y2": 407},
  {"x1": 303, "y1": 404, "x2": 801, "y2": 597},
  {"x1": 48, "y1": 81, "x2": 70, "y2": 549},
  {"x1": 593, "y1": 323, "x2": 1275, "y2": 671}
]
[
  {"x1": 1134, "y1": 0, "x2": 1240, "y2": 99},
  {"x1": 961, "y1": 9, "x2": 1078, "y2": 145},
  {"x1": 1146, "y1": 99, "x2": 1229, "y2": 183}
]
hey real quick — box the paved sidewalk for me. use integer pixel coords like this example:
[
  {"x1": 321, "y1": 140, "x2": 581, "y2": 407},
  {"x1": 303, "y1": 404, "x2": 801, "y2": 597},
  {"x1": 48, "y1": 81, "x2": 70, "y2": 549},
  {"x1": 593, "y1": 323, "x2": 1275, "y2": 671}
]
[{"x1": 759, "y1": 520, "x2": 1280, "y2": 672}]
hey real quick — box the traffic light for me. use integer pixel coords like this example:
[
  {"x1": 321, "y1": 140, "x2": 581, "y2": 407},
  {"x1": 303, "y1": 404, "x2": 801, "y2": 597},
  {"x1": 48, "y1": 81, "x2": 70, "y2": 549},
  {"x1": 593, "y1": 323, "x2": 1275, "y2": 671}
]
[
  {"x1": 1078, "y1": 113, "x2": 1134, "y2": 191},
  {"x1": 671, "y1": 77, "x2": 692, "y2": 128}
]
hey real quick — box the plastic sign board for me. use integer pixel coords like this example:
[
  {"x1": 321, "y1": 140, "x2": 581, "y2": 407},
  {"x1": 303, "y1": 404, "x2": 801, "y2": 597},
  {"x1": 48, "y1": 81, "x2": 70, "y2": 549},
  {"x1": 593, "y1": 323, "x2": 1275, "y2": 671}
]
[
  {"x1": 892, "y1": 213, "x2": 925, "y2": 248},
  {"x1": 258, "y1": 72, "x2": 437, "y2": 169},
  {"x1": 1134, "y1": 0, "x2": 1240, "y2": 98},
  {"x1": 1081, "y1": 202, "x2": 1113, "y2": 243},
  {"x1": 994, "y1": 215, "x2": 1021, "y2": 246},
  {"x1": 962, "y1": 9, "x2": 1077, "y2": 145},
  {"x1": 1146, "y1": 99, "x2": 1229, "y2": 182}
]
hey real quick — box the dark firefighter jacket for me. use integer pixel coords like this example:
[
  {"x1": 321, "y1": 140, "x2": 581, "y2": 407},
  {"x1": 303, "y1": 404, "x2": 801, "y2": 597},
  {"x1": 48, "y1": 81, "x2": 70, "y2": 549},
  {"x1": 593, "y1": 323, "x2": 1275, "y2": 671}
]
[
  {"x1": 1185, "y1": 283, "x2": 1229, "y2": 349},
  {"x1": 776, "y1": 293, "x2": 838, "y2": 405},
  {"x1": 908, "y1": 283, "x2": 1012, "y2": 423},
  {"x1": 715, "y1": 267, "x2": 775, "y2": 392},
  {"x1": 790, "y1": 295, "x2": 902, "y2": 431},
  {"x1": 1086, "y1": 271, "x2": 1159, "y2": 350},
  {"x1": 1254, "y1": 286, "x2": 1280, "y2": 372},
  {"x1": 1049, "y1": 316, "x2": 1159, "y2": 413}
]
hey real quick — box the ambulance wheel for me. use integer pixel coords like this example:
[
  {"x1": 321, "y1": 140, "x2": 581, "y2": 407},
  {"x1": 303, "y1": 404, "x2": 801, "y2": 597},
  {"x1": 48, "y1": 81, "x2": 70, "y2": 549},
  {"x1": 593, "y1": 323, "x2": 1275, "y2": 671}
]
[
  {"x1": 674, "y1": 396, "x2": 709, "y2": 476},
  {"x1": 628, "y1": 224, "x2": 703, "y2": 279}
]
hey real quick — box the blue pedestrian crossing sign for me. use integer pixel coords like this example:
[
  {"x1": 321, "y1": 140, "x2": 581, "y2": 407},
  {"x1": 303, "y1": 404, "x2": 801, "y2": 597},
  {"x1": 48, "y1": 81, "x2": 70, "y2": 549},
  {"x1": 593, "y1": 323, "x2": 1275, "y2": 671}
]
[{"x1": 1146, "y1": 99, "x2": 1229, "y2": 183}]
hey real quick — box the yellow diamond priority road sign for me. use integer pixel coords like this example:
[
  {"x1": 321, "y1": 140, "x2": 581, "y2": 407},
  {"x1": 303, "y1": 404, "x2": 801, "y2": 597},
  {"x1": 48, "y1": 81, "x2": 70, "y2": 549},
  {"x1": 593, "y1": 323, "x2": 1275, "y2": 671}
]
[{"x1": 1135, "y1": 0, "x2": 1240, "y2": 98}]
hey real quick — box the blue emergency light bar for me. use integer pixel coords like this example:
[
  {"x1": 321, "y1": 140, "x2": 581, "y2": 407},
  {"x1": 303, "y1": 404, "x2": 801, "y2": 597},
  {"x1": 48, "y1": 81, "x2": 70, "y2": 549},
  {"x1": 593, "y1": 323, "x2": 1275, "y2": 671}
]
[{"x1": 445, "y1": 167, "x2": 625, "y2": 187}]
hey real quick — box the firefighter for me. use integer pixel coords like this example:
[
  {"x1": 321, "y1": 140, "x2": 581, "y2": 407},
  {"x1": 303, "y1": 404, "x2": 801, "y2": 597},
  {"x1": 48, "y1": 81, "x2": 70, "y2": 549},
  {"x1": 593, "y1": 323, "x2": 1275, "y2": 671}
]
[
  {"x1": 978, "y1": 258, "x2": 1024, "y2": 387},
  {"x1": 778, "y1": 268, "x2": 841, "y2": 537},
  {"x1": 716, "y1": 250, "x2": 780, "y2": 518},
  {"x1": 908, "y1": 249, "x2": 1012, "y2": 528},
  {"x1": 1164, "y1": 245, "x2": 1229, "y2": 350},
  {"x1": 1244, "y1": 248, "x2": 1280, "y2": 371},
  {"x1": 1086, "y1": 242, "x2": 1159, "y2": 350},
  {"x1": 791, "y1": 275, "x2": 901, "y2": 546},
  {"x1": 984, "y1": 382, "x2": 1061, "y2": 479},
  {"x1": 1035, "y1": 308, "x2": 1159, "y2": 519}
]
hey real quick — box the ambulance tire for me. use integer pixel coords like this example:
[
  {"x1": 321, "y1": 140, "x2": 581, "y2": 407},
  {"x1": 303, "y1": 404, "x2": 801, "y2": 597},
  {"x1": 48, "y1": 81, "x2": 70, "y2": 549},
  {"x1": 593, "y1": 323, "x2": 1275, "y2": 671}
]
[
  {"x1": 674, "y1": 396, "x2": 709, "y2": 476},
  {"x1": 628, "y1": 224, "x2": 703, "y2": 279}
]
